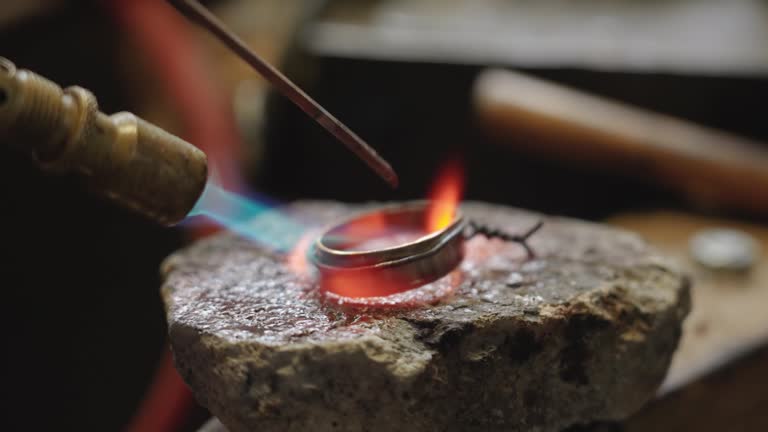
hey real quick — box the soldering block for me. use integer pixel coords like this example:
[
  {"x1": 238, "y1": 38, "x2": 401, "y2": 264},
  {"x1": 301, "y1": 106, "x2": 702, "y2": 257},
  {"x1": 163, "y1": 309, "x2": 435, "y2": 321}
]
[{"x1": 161, "y1": 202, "x2": 690, "y2": 432}]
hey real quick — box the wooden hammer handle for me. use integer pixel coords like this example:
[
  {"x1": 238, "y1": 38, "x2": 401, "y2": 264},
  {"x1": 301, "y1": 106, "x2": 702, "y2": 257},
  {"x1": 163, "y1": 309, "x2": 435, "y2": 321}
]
[{"x1": 474, "y1": 69, "x2": 768, "y2": 216}]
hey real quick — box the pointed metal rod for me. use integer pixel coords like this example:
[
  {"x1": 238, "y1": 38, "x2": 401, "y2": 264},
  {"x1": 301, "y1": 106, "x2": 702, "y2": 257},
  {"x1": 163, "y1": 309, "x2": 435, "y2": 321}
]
[{"x1": 166, "y1": 0, "x2": 399, "y2": 188}]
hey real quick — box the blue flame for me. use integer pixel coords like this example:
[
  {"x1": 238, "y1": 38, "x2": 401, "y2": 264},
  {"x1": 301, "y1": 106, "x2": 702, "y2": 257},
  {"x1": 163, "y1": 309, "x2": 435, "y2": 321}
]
[{"x1": 186, "y1": 182, "x2": 306, "y2": 253}]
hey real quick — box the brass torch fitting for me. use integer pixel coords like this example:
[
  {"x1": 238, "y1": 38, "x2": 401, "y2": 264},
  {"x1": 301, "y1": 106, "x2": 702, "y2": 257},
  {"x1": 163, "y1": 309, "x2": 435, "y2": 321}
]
[{"x1": 0, "y1": 57, "x2": 207, "y2": 225}]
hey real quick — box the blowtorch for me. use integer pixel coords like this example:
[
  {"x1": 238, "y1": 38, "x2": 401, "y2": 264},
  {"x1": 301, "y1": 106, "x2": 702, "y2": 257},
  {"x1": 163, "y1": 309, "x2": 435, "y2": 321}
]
[
  {"x1": 0, "y1": 56, "x2": 208, "y2": 226},
  {"x1": 0, "y1": 53, "x2": 396, "y2": 226},
  {"x1": 0, "y1": 0, "x2": 399, "y2": 226}
]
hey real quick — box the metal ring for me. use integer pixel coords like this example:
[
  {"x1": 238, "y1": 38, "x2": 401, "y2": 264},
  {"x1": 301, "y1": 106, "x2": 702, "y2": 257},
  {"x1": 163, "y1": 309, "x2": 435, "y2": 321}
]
[{"x1": 311, "y1": 201, "x2": 465, "y2": 297}]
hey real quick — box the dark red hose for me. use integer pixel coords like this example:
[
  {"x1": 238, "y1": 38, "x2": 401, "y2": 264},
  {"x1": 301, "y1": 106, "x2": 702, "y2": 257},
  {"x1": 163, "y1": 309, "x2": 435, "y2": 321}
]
[{"x1": 107, "y1": 0, "x2": 246, "y2": 430}]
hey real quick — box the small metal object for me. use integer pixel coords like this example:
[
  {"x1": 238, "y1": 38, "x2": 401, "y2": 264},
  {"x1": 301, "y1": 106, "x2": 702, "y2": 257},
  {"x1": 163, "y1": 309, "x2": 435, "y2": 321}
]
[
  {"x1": 167, "y1": 0, "x2": 399, "y2": 188},
  {"x1": 311, "y1": 202, "x2": 465, "y2": 297},
  {"x1": 689, "y1": 228, "x2": 760, "y2": 272},
  {"x1": 0, "y1": 57, "x2": 208, "y2": 225},
  {"x1": 311, "y1": 203, "x2": 544, "y2": 298},
  {"x1": 467, "y1": 220, "x2": 543, "y2": 258}
]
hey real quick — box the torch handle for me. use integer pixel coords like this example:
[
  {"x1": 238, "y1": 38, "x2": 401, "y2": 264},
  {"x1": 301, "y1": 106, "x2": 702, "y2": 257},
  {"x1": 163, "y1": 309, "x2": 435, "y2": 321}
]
[{"x1": 0, "y1": 57, "x2": 208, "y2": 225}]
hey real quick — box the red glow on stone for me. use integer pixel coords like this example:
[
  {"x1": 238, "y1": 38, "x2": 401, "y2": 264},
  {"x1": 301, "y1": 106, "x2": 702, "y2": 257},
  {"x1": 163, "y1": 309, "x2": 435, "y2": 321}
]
[
  {"x1": 321, "y1": 271, "x2": 411, "y2": 298},
  {"x1": 323, "y1": 270, "x2": 463, "y2": 309}
]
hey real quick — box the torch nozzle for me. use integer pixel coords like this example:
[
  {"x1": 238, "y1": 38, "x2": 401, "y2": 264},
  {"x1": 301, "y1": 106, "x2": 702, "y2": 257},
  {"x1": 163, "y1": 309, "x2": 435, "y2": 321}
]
[{"x1": 0, "y1": 57, "x2": 208, "y2": 226}]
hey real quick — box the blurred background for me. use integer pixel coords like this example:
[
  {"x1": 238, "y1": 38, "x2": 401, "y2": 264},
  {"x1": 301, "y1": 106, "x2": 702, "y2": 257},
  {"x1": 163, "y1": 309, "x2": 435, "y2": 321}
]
[{"x1": 1, "y1": 0, "x2": 767, "y2": 430}]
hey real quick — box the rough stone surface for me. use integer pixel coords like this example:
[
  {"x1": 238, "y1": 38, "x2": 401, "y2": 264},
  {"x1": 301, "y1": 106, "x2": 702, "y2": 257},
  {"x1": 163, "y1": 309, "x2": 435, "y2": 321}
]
[{"x1": 162, "y1": 202, "x2": 690, "y2": 432}]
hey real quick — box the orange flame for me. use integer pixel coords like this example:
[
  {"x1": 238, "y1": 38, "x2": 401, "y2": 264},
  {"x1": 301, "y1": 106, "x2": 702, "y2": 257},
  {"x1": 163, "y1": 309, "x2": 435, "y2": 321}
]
[{"x1": 426, "y1": 160, "x2": 465, "y2": 232}]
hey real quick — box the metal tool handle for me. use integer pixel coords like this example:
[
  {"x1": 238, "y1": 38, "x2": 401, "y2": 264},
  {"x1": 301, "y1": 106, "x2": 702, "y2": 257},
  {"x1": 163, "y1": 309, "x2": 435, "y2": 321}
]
[
  {"x1": 0, "y1": 57, "x2": 208, "y2": 225},
  {"x1": 167, "y1": 0, "x2": 398, "y2": 188}
]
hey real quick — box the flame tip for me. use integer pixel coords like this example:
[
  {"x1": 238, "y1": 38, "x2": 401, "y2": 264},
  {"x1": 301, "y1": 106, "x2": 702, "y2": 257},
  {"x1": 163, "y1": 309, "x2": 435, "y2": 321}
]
[{"x1": 426, "y1": 159, "x2": 465, "y2": 232}]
